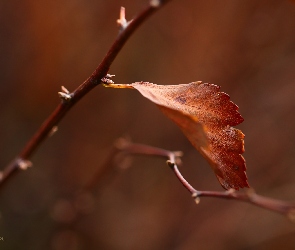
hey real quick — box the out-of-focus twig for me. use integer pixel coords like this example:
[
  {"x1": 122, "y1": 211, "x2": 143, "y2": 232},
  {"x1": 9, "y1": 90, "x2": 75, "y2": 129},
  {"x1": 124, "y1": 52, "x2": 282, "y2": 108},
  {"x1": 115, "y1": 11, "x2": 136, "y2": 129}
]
[
  {"x1": 0, "y1": 0, "x2": 172, "y2": 188},
  {"x1": 113, "y1": 138, "x2": 295, "y2": 222}
]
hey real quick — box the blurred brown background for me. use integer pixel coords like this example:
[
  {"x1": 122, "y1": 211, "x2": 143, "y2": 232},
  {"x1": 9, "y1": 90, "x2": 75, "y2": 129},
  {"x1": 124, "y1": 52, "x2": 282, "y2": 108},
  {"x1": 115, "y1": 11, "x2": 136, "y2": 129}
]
[{"x1": 1, "y1": 0, "x2": 295, "y2": 249}]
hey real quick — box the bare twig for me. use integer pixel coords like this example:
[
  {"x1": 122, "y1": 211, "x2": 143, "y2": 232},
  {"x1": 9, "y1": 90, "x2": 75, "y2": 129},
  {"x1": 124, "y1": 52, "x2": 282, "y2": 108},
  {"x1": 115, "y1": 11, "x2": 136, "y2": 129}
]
[
  {"x1": 0, "y1": 1, "x2": 171, "y2": 188},
  {"x1": 113, "y1": 138, "x2": 295, "y2": 222}
]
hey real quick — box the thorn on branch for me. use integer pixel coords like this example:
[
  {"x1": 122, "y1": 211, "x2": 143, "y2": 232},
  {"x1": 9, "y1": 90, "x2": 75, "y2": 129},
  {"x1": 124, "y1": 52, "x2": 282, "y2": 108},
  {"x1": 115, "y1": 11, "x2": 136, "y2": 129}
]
[
  {"x1": 172, "y1": 151, "x2": 183, "y2": 165},
  {"x1": 192, "y1": 192, "x2": 201, "y2": 204},
  {"x1": 101, "y1": 74, "x2": 115, "y2": 85},
  {"x1": 117, "y1": 7, "x2": 132, "y2": 30},
  {"x1": 48, "y1": 126, "x2": 58, "y2": 137},
  {"x1": 58, "y1": 92, "x2": 71, "y2": 101},
  {"x1": 195, "y1": 196, "x2": 201, "y2": 204},
  {"x1": 58, "y1": 86, "x2": 72, "y2": 102},
  {"x1": 61, "y1": 86, "x2": 70, "y2": 94},
  {"x1": 17, "y1": 159, "x2": 32, "y2": 170},
  {"x1": 106, "y1": 74, "x2": 115, "y2": 78}
]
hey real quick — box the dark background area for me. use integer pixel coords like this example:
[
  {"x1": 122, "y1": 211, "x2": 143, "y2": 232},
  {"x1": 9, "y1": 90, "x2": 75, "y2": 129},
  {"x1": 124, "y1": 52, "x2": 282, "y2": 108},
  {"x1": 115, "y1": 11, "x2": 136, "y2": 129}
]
[{"x1": 0, "y1": 0, "x2": 295, "y2": 249}]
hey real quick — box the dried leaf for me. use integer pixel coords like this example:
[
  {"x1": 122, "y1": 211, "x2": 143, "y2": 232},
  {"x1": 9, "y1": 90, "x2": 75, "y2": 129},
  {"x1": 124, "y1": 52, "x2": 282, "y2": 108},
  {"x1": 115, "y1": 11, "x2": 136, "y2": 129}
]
[{"x1": 105, "y1": 81, "x2": 249, "y2": 190}]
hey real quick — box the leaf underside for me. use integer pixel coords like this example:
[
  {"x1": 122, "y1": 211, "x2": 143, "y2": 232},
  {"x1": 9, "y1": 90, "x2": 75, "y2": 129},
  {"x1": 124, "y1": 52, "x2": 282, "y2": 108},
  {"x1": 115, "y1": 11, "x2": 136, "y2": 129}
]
[{"x1": 105, "y1": 81, "x2": 249, "y2": 190}]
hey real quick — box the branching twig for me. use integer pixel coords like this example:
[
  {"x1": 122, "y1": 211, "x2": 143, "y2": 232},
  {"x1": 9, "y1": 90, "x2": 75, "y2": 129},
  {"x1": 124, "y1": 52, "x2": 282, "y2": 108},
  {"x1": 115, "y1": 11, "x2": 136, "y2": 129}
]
[
  {"x1": 0, "y1": 0, "x2": 171, "y2": 188},
  {"x1": 114, "y1": 138, "x2": 295, "y2": 222}
]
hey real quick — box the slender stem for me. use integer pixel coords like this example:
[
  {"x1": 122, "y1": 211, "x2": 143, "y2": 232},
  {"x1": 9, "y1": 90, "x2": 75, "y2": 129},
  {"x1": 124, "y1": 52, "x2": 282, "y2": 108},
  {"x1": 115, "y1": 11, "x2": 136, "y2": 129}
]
[
  {"x1": 196, "y1": 190, "x2": 295, "y2": 216},
  {"x1": 0, "y1": 1, "x2": 171, "y2": 188},
  {"x1": 113, "y1": 138, "x2": 295, "y2": 221}
]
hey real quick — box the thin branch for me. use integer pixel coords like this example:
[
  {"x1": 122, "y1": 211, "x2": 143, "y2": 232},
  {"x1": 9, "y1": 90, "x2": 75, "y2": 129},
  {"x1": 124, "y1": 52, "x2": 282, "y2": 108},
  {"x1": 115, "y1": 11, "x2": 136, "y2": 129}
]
[
  {"x1": 113, "y1": 138, "x2": 295, "y2": 222},
  {"x1": 0, "y1": 1, "x2": 171, "y2": 188}
]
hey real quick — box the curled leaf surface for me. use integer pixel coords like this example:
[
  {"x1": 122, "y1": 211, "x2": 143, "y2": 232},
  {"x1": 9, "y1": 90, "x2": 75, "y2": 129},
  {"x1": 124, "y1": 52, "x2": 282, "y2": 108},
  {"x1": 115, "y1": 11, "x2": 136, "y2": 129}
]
[{"x1": 106, "y1": 81, "x2": 249, "y2": 190}]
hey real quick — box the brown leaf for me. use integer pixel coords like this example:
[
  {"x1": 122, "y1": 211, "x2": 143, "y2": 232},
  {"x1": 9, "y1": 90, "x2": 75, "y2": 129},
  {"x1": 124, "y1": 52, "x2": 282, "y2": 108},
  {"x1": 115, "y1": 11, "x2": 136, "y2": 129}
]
[{"x1": 105, "y1": 81, "x2": 249, "y2": 190}]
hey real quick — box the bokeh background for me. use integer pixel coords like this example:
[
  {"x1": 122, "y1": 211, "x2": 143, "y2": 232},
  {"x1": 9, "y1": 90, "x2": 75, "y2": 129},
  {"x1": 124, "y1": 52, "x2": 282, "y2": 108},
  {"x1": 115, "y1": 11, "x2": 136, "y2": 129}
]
[{"x1": 1, "y1": 0, "x2": 295, "y2": 249}]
